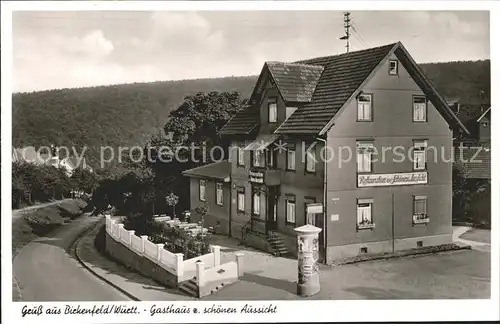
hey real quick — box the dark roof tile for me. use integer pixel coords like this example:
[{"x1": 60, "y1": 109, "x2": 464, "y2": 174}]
[{"x1": 266, "y1": 62, "x2": 324, "y2": 103}]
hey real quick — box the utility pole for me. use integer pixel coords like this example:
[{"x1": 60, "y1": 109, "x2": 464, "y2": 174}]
[{"x1": 339, "y1": 12, "x2": 351, "y2": 53}]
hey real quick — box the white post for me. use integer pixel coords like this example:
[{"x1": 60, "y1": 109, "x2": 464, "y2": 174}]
[
  {"x1": 211, "y1": 245, "x2": 221, "y2": 266},
  {"x1": 128, "y1": 230, "x2": 135, "y2": 245},
  {"x1": 116, "y1": 224, "x2": 124, "y2": 240},
  {"x1": 105, "y1": 215, "x2": 111, "y2": 231},
  {"x1": 235, "y1": 252, "x2": 244, "y2": 277},
  {"x1": 175, "y1": 253, "x2": 184, "y2": 277},
  {"x1": 156, "y1": 243, "x2": 164, "y2": 263},
  {"x1": 196, "y1": 261, "x2": 205, "y2": 288},
  {"x1": 140, "y1": 235, "x2": 148, "y2": 254}
]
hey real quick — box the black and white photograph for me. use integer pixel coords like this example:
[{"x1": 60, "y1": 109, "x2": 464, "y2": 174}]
[{"x1": 1, "y1": 1, "x2": 498, "y2": 323}]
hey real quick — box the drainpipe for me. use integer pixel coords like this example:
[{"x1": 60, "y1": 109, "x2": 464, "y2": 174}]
[{"x1": 315, "y1": 136, "x2": 328, "y2": 265}]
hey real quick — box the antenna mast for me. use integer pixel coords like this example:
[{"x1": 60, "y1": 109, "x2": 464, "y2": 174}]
[{"x1": 339, "y1": 12, "x2": 351, "y2": 53}]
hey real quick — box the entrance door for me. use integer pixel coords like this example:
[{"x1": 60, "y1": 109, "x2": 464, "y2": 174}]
[{"x1": 267, "y1": 196, "x2": 278, "y2": 231}]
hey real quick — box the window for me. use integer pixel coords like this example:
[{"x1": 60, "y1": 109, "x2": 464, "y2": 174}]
[
  {"x1": 413, "y1": 196, "x2": 428, "y2": 222},
  {"x1": 413, "y1": 140, "x2": 427, "y2": 170},
  {"x1": 237, "y1": 144, "x2": 245, "y2": 166},
  {"x1": 286, "y1": 107, "x2": 297, "y2": 120},
  {"x1": 216, "y1": 182, "x2": 223, "y2": 206},
  {"x1": 413, "y1": 96, "x2": 427, "y2": 122},
  {"x1": 285, "y1": 196, "x2": 296, "y2": 224},
  {"x1": 237, "y1": 187, "x2": 245, "y2": 212},
  {"x1": 357, "y1": 142, "x2": 374, "y2": 173},
  {"x1": 252, "y1": 189, "x2": 261, "y2": 216},
  {"x1": 268, "y1": 98, "x2": 277, "y2": 123},
  {"x1": 267, "y1": 149, "x2": 276, "y2": 169},
  {"x1": 357, "y1": 198, "x2": 374, "y2": 229},
  {"x1": 286, "y1": 144, "x2": 296, "y2": 171},
  {"x1": 252, "y1": 150, "x2": 264, "y2": 167},
  {"x1": 357, "y1": 94, "x2": 372, "y2": 121},
  {"x1": 305, "y1": 144, "x2": 316, "y2": 173},
  {"x1": 389, "y1": 60, "x2": 398, "y2": 75},
  {"x1": 199, "y1": 180, "x2": 206, "y2": 201}
]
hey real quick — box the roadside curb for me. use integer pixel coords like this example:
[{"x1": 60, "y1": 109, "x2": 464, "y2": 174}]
[
  {"x1": 330, "y1": 243, "x2": 472, "y2": 266},
  {"x1": 71, "y1": 217, "x2": 142, "y2": 301}
]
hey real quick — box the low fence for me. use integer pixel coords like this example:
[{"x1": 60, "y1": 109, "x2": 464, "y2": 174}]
[
  {"x1": 106, "y1": 215, "x2": 185, "y2": 277},
  {"x1": 105, "y1": 215, "x2": 243, "y2": 296}
]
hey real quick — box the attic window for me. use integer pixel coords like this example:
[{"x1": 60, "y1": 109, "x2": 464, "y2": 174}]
[
  {"x1": 268, "y1": 98, "x2": 277, "y2": 123},
  {"x1": 389, "y1": 60, "x2": 398, "y2": 75}
]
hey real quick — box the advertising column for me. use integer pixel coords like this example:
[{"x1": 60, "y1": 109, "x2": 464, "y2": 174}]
[{"x1": 294, "y1": 224, "x2": 322, "y2": 297}]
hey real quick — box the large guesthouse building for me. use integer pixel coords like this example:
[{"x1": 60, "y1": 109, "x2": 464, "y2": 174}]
[{"x1": 183, "y1": 42, "x2": 469, "y2": 264}]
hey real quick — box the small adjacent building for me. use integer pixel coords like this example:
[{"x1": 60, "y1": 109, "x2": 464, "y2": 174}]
[
  {"x1": 183, "y1": 42, "x2": 469, "y2": 263},
  {"x1": 451, "y1": 104, "x2": 491, "y2": 180}
]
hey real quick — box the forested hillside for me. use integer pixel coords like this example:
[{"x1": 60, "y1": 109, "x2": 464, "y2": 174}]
[
  {"x1": 12, "y1": 60, "x2": 490, "y2": 168},
  {"x1": 12, "y1": 77, "x2": 256, "y2": 167},
  {"x1": 420, "y1": 60, "x2": 490, "y2": 104}
]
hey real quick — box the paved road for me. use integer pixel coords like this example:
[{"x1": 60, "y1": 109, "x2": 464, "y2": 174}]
[{"x1": 13, "y1": 215, "x2": 130, "y2": 301}]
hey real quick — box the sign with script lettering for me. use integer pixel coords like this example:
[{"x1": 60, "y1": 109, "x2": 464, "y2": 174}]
[
  {"x1": 249, "y1": 170, "x2": 264, "y2": 184},
  {"x1": 357, "y1": 171, "x2": 428, "y2": 187}
]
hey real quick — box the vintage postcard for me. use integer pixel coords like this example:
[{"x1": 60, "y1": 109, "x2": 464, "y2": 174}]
[{"x1": 1, "y1": 1, "x2": 498, "y2": 323}]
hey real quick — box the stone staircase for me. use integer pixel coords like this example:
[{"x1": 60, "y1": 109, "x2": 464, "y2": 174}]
[
  {"x1": 179, "y1": 278, "x2": 198, "y2": 297},
  {"x1": 267, "y1": 231, "x2": 289, "y2": 257},
  {"x1": 178, "y1": 276, "x2": 236, "y2": 298}
]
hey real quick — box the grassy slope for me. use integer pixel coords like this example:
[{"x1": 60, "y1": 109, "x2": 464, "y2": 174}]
[{"x1": 12, "y1": 199, "x2": 88, "y2": 257}]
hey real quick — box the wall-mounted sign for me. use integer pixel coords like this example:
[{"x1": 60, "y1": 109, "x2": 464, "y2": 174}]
[
  {"x1": 330, "y1": 214, "x2": 339, "y2": 222},
  {"x1": 306, "y1": 203, "x2": 323, "y2": 214},
  {"x1": 249, "y1": 170, "x2": 264, "y2": 184},
  {"x1": 358, "y1": 171, "x2": 428, "y2": 187}
]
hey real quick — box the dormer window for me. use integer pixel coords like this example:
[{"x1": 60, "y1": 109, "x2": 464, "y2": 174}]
[
  {"x1": 268, "y1": 98, "x2": 277, "y2": 123},
  {"x1": 389, "y1": 60, "x2": 398, "y2": 75}
]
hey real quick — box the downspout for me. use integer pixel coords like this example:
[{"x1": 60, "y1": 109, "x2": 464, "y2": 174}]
[{"x1": 315, "y1": 136, "x2": 328, "y2": 265}]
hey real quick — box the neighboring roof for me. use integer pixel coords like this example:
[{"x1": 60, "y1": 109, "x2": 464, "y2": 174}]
[
  {"x1": 265, "y1": 62, "x2": 324, "y2": 103},
  {"x1": 219, "y1": 105, "x2": 259, "y2": 135},
  {"x1": 221, "y1": 42, "x2": 470, "y2": 136},
  {"x1": 477, "y1": 106, "x2": 491, "y2": 122},
  {"x1": 454, "y1": 146, "x2": 491, "y2": 179},
  {"x1": 12, "y1": 147, "x2": 50, "y2": 165},
  {"x1": 182, "y1": 161, "x2": 231, "y2": 182}
]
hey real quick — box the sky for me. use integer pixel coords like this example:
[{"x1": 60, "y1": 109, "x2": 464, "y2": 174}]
[{"x1": 12, "y1": 10, "x2": 490, "y2": 93}]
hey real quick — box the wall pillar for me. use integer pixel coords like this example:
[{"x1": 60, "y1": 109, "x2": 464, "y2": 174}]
[
  {"x1": 294, "y1": 224, "x2": 322, "y2": 297},
  {"x1": 196, "y1": 261, "x2": 205, "y2": 288},
  {"x1": 116, "y1": 224, "x2": 125, "y2": 240},
  {"x1": 235, "y1": 252, "x2": 244, "y2": 277},
  {"x1": 156, "y1": 243, "x2": 164, "y2": 263},
  {"x1": 140, "y1": 235, "x2": 148, "y2": 254},
  {"x1": 128, "y1": 230, "x2": 135, "y2": 245},
  {"x1": 175, "y1": 253, "x2": 184, "y2": 277},
  {"x1": 211, "y1": 245, "x2": 221, "y2": 266}
]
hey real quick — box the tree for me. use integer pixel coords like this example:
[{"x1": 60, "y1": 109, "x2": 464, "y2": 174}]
[
  {"x1": 148, "y1": 91, "x2": 243, "y2": 213},
  {"x1": 165, "y1": 192, "x2": 179, "y2": 218},
  {"x1": 70, "y1": 167, "x2": 97, "y2": 194}
]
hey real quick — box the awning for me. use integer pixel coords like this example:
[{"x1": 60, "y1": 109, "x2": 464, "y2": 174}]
[{"x1": 244, "y1": 134, "x2": 280, "y2": 151}]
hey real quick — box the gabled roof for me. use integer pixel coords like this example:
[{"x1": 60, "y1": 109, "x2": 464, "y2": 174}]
[
  {"x1": 266, "y1": 62, "x2": 324, "y2": 103},
  {"x1": 182, "y1": 161, "x2": 231, "y2": 182},
  {"x1": 276, "y1": 43, "x2": 397, "y2": 134},
  {"x1": 221, "y1": 42, "x2": 470, "y2": 137}
]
